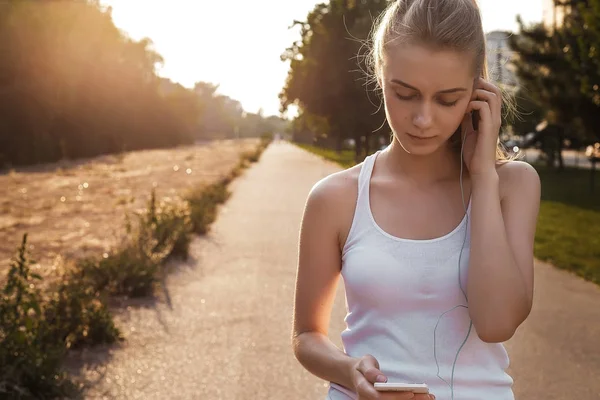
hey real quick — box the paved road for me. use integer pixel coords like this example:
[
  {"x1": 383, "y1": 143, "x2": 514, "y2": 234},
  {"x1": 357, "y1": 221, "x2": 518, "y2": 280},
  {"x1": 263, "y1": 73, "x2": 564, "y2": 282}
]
[
  {"x1": 522, "y1": 149, "x2": 596, "y2": 169},
  {"x1": 78, "y1": 141, "x2": 599, "y2": 399},
  {"x1": 505, "y1": 260, "x2": 600, "y2": 399}
]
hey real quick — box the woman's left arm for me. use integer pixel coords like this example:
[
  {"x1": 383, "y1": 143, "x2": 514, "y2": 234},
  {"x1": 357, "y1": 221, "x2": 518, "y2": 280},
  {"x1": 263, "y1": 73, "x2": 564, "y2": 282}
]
[
  {"x1": 465, "y1": 78, "x2": 541, "y2": 343},
  {"x1": 467, "y1": 163, "x2": 541, "y2": 343}
]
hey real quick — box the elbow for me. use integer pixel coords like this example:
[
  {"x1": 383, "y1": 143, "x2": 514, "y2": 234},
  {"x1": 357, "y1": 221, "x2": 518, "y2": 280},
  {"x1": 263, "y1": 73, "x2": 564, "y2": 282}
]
[
  {"x1": 477, "y1": 327, "x2": 516, "y2": 343},
  {"x1": 472, "y1": 303, "x2": 531, "y2": 344},
  {"x1": 291, "y1": 330, "x2": 312, "y2": 359},
  {"x1": 291, "y1": 331, "x2": 303, "y2": 357},
  {"x1": 473, "y1": 319, "x2": 518, "y2": 344}
]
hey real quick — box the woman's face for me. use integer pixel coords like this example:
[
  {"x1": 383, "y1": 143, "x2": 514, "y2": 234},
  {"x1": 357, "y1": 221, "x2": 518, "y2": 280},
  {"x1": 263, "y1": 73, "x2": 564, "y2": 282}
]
[{"x1": 380, "y1": 44, "x2": 477, "y2": 156}]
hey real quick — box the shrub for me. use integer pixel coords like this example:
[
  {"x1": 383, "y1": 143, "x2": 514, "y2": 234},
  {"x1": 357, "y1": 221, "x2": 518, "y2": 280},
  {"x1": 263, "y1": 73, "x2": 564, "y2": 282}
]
[
  {"x1": 187, "y1": 180, "x2": 231, "y2": 235},
  {"x1": 0, "y1": 234, "x2": 79, "y2": 398}
]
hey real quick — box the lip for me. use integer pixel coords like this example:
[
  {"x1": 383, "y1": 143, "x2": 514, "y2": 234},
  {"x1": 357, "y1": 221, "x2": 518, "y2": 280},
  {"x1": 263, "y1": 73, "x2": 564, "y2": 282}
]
[{"x1": 406, "y1": 133, "x2": 435, "y2": 140}]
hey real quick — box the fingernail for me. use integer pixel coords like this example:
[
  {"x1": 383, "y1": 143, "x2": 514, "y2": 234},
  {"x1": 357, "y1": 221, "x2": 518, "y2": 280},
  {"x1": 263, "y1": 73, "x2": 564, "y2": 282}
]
[{"x1": 375, "y1": 375, "x2": 387, "y2": 382}]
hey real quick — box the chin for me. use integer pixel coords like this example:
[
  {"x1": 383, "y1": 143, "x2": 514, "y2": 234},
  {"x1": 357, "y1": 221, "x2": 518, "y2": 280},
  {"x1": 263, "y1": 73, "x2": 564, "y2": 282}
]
[{"x1": 395, "y1": 135, "x2": 444, "y2": 156}]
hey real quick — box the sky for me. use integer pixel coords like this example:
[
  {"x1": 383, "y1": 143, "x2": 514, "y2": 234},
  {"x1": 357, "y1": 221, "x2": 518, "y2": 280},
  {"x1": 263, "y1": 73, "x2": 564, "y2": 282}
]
[{"x1": 100, "y1": 0, "x2": 545, "y2": 117}]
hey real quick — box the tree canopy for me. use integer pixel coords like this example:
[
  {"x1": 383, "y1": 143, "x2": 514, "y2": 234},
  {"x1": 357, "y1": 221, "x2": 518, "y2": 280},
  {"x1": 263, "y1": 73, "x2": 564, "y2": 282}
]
[
  {"x1": 0, "y1": 0, "x2": 283, "y2": 168},
  {"x1": 280, "y1": 0, "x2": 390, "y2": 160}
]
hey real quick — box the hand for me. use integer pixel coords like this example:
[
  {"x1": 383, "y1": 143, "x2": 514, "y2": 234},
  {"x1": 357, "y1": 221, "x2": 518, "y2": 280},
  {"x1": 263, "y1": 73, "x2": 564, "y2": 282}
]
[
  {"x1": 350, "y1": 354, "x2": 436, "y2": 400},
  {"x1": 461, "y1": 77, "x2": 503, "y2": 179}
]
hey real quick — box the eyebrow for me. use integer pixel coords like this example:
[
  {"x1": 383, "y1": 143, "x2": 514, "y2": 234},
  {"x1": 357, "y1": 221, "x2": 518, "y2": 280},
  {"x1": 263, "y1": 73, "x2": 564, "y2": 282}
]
[{"x1": 390, "y1": 79, "x2": 467, "y2": 94}]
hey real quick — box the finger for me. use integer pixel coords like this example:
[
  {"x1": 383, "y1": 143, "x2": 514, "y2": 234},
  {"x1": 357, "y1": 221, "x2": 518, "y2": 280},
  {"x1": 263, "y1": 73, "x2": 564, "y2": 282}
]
[
  {"x1": 474, "y1": 78, "x2": 502, "y2": 118},
  {"x1": 364, "y1": 354, "x2": 380, "y2": 369},
  {"x1": 473, "y1": 89, "x2": 501, "y2": 127},
  {"x1": 361, "y1": 366, "x2": 387, "y2": 384},
  {"x1": 466, "y1": 100, "x2": 493, "y2": 129},
  {"x1": 411, "y1": 394, "x2": 435, "y2": 400},
  {"x1": 461, "y1": 111, "x2": 475, "y2": 134},
  {"x1": 477, "y1": 77, "x2": 502, "y2": 97},
  {"x1": 474, "y1": 88, "x2": 499, "y2": 110},
  {"x1": 357, "y1": 355, "x2": 387, "y2": 383},
  {"x1": 380, "y1": 392, "x2": 416, "y2": 399},
  {"x1": 355, "y1": 378, "x2": 381, "y2": 399}
]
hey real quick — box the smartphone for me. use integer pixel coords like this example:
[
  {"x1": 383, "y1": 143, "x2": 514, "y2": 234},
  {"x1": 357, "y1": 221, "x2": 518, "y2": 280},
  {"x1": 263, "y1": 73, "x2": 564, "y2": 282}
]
[
  {"x1": 471, "y1": 110, "x2": 480, "y2": 131},
  {"x1": 374, "y1": 382, "x2": 430, "y2": 394}
]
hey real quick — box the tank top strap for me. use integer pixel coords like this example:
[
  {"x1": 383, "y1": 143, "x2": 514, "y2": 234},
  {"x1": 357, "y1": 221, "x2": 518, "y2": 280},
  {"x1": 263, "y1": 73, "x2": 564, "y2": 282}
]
[
  {"x1": 357, "y1": 150, "x2": 379, "y2": 201},
  {"x1": 342, "y1": 151, "x2": 380, "y2": 257}
]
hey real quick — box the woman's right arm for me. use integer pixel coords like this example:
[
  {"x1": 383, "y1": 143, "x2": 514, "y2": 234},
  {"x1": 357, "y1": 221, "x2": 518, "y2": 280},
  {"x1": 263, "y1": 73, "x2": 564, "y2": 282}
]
[
  {"x1": 292, "y1": 174, "x2": 358, "y2": 390},
  {"x1": 291, "y1": 172, "x2": 433, "y2": 400}
]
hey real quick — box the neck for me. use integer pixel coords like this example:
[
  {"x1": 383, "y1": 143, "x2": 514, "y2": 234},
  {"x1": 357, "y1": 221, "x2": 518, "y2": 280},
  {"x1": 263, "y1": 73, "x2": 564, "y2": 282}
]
[{"x1": 380, "y1": 138, "x2": 464, "y2": 184}]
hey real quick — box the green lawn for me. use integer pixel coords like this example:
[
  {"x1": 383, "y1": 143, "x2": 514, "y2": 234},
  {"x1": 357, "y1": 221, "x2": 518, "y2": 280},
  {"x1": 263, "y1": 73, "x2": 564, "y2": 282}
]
[
  {"x1": 534, "y1": 165, "x2": 600, "y2": 285},
  {"x1": 296, "y1": 142, "x2": 600, "y2": 286},
  {"x1": 296, "y1": 143, "x2": 356, "y2": 168}
]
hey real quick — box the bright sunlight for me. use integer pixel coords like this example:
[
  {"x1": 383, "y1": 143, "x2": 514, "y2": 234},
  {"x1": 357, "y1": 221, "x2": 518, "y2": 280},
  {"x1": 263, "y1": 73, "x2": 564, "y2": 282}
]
[{"x1": 100, "y1": 0, "x2": 544, "y2": 117}]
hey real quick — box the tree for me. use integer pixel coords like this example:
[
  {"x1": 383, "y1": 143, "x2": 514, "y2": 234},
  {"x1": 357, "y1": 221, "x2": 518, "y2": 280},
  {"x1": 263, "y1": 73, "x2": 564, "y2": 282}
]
[
  {"x1": 510, "y1": 89, "x2": 545, "y2": 137},
  {"x1": 566, "y1": 0, "x2": 600, "y2": 123},
  {"x1": 194, "y1": 82, "x2": 244, "y2": 138},
  {"x1": 280, "y1": 0, "x2": 390, "y2": 162},
  {"x1": 0, "y1": 1, "x2": 242, "y2": 167},
  {"x1": 0, "y1": 0, "x2": 290, "y2": 167},
  {"x1": 508, "y1": 9, "x2": 599, "y2": 169}
]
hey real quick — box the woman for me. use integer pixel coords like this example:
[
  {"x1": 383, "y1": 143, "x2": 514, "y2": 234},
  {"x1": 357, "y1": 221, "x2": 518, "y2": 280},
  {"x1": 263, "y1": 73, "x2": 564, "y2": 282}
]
[{"x1": 291, "y1": 0, "x2": 541, "y2": 399}]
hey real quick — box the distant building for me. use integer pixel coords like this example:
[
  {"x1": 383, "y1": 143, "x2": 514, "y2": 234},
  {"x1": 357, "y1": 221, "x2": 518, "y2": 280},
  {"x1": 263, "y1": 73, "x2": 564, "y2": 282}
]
[{"x1": 485, "y1": 31, "x2": 519, "y2": 90}]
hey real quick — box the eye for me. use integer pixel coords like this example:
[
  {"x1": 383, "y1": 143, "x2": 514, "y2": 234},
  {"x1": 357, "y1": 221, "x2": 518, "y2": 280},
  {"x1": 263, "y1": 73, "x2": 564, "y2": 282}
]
[
  {"x1": 395, "y1": 93, "x2": 416, "y2": 101},
  {"x1": 438, "y1": 99, "x2": 458, "y2": 107}
]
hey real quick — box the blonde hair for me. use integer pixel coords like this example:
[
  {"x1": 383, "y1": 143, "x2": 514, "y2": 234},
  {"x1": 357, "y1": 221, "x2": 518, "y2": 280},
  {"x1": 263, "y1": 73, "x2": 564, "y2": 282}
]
[{"x1": 369, "y1": 0, "x2": 515, "y2": 161}]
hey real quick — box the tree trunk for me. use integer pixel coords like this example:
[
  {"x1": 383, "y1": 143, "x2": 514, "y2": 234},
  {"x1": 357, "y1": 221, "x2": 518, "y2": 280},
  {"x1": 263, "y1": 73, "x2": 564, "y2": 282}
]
[
  {"x1": 547, "y1": 148, "x2": 556, "y2": 168},
  {"x1": 591, "y1": 160, "x2": 596, "y2": 194},
  {"x1": 354, "y1": 135, "x2": 363, "y2": 164},
  {"x1": 364, "y1": 134, "x2": 371, "y2": 158},
  {"x1": 557, "y1": 131, "x2": 565, "y2": 170}
]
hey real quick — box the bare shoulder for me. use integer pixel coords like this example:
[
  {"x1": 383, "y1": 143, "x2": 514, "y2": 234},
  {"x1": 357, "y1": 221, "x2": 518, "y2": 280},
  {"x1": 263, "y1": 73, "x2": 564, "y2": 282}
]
[
  {"x1": 496, "y1": 160, "x2": 541, "y2": 201},
  {"x1": 304, "y1": 163, "x2": 362, "y2": 247},
  {"x1": 308, "y1": 163, "x2": 360, "y2": 202}
]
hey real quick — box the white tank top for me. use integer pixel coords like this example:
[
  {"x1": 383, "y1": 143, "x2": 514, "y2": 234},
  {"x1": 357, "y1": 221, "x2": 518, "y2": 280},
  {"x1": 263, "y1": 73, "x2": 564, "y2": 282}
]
[{"x1": 327, "y1": 151, "x2": 514, "y2": 400}]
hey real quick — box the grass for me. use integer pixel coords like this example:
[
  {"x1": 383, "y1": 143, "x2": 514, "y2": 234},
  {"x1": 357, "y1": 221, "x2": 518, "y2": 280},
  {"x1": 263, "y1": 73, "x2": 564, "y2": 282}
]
[
  {"x1": 535, "y1": 202, "x2": 600, "y2": 284},
  {"x1": 295, "y1": 143, "x2": 356, "y2": 168},
  {"x1": 533, "y1": 165, "x2": 600, "y2": 285},
  {"x1": 187, "y1": 178, "x2": 231, "y2": 235},
  {"x1": 0, "y1": 234, "x2": 116, "y2": 399},
  {"x1": 295, "y1": 142, "x2": 600, "y2": 286},
  {"x1": 0, "y1": 137, "x2": 272, "y2": 398}
]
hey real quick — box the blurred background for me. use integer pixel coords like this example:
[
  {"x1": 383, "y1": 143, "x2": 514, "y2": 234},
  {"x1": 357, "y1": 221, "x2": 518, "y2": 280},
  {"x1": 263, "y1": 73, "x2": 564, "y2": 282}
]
[{"x1": 0, "y1": 0, "x2": 598, "y2": 399}]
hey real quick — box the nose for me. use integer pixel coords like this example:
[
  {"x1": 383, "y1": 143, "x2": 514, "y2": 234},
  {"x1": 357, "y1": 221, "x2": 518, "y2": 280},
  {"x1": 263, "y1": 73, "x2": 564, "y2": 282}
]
[{"x1": 413, "y1": 102, "x2": 434, "y2": 130}]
